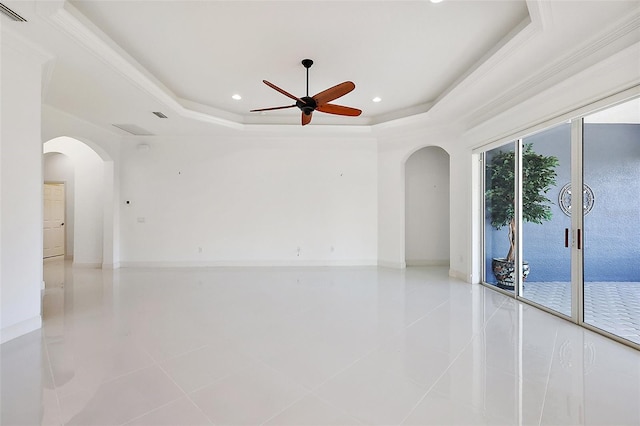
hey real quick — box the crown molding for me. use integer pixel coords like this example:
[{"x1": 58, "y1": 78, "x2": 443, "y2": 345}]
[
  {"x1": 0, "y1": 25, "x2": 54, "y2": 64},
  {"x1": 428, "y1": 0, "x2": 550, "y2": 118},
  {"x1": 43, "y1": 2, "x2": 244, "y2": 130},
  {"x1": 35, "y1": 0, "x2": 550, "y2": 132},
  {"x1": 465, "y1": 6, "x2": 640, "y2": 130}
]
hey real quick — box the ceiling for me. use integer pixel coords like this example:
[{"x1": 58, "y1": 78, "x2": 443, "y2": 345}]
[{"x1": 2, "y1": 1, "x2": 639, "y2": 136}]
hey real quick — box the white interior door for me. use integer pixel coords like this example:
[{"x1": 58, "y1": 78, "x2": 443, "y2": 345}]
[{"x1": 44, "y1": 183, "x2": 65, "y2": 258}]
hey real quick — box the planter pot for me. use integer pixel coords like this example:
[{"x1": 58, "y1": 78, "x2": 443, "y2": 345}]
[{"x1": 491, "y1": 258, "x2": 530, "y2": 290}]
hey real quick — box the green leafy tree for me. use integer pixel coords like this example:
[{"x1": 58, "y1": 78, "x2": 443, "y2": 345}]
[{"x1": 486, "y1": 144, "x2": 559, "y2": 262}]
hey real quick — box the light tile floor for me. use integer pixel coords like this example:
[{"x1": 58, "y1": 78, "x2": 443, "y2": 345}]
[
  {"x1": 2, "y1": 258, "x2": 640, "y2": 425},
  {"x1": 520, "y1": 281, "x2": 640, "y2": 345}
]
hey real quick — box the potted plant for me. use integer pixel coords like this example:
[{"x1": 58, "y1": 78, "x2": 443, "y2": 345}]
[{"x1": 485, "y1": 143, "x2": 559, "y2": 289}]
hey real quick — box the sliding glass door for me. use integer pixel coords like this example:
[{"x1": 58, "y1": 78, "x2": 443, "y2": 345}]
[
  {"x1": 582, "y1": 100, "x2": 640, "y2": 345},
  {"x1": 482, "y1": 96, "x2": 640, "y2": 347},
  {"x1": 520, "y1": 124, "x2": 572, "y2": 317}
]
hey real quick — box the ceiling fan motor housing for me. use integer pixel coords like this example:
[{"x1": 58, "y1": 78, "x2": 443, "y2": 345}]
[{"x1": 298, "y1": 96, "x2": 317, "y2": 115}]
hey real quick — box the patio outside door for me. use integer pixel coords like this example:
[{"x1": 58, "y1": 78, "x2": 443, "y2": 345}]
[
  {"x1": 582, "y1": 100, "x2": 640, "y2": 345},
  {"x1": 483, "y1": 96, "x2": 640, "y2": 348},
  {"x1": 519, "y1": 124, "x2": 573, "y2": 317}
]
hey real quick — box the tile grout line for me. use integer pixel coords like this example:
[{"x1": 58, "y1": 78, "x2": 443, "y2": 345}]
[
  {"x1": 42, "y1": 335, "x2": 64, "y2": 426},
  {"x1": 399, "y1": 290, "x2": 513, "y2": 425},
  {"x1": 119, "y1": 395, "x2": 189, "y2": 426},
  {"x1": 257, "y1": 335, "x2": 386, "y2": 425},
  {"x1": 258, "y1": 394, "x2": 309, "y2": 426},
  {"x1": 186, "y1": 357, "x2": 259, "y2": 395},
  {"x1": 537, "y1": 329, "x2": 559, "y2": 426},
  {"x1": 122, "y1": 358, "x2": 217, "y2": 426},
  {"x1": 404, "y1": 299, "x2": 450, "y2": 329},
  {"x1": 117, "y1": 343, "x2": 190, "y2": 426}
]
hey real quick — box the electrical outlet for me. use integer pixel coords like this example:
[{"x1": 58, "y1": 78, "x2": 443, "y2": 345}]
[{"x1": 198, "y1": 247, "x2": 203, "y2": 253}]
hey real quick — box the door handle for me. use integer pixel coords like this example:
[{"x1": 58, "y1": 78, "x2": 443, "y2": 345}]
[
  {"x1": 564, "y1": 228, "x2": 569, "y2": 248},
  {"x1": 61, "y1": 223, "x2": 64, "y2": 226},
  {"x1": 577, "y1": 228, "x2": 582, "y2": 250}
]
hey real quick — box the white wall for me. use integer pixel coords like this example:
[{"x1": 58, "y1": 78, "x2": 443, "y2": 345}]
[
  {"x1": 0, "y1": 32, "x2": 48, "y2": 343},
  {"x1": 405, "y1": 146, "x2": 450, "y2": 266},
  {"x1": 376, "y1": 125, "x2": 460, "y2": 272},
  {"x1": 118, "y1": 134, "x2": 378, "y2": 266},
  {"x1": 42, "y1": 105, "x2": 122, "y2": 269},
  {"x1": 43, "y1": 152, "x2": 75, "y2": 257},
  {"x1": 44, "y1": 137, "x2": 104, "y2": 266},
  {"x1": 376, "y1": 42, "x2": 640, "y2": 283}
]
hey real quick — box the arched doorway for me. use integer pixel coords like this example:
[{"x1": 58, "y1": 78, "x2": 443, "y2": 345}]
[
  {"x1": 43, "y1": 136, "x2": 116, "y2": 268},
  {"x1": 405, "y1": 146, "x2": 450, "y2": 266}
]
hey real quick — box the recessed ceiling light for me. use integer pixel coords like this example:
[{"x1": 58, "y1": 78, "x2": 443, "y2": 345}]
[
  {"x1": 232, "y1": 94, "x2": 242, "y2": 100},
  {"x1": 430, "y1": 0, "x2": 444, "y2": 3},
  {"x1": 372, "y1": 97, "x2": 382, "y2": 103}
]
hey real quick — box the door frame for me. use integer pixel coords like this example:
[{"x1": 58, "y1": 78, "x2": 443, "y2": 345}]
[{"x1": 476, "y1": 89, "x2": 640, "y2": 351}]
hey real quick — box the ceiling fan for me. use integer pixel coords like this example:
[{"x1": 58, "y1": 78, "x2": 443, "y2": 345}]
[{"x1": 251, "y1": 59, "x2": 362, "y2": 126}]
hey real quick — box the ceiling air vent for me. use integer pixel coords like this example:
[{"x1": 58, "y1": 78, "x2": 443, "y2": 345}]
[
  {"x1": 112, "y1": 124, "x2": 154, "y2": 136},
  {"x1": 152, "y1": 111, "x2": 168, "y2": 118},
  {"x1": 0, "y1": 3, "x2": 27, "y2": 22}
]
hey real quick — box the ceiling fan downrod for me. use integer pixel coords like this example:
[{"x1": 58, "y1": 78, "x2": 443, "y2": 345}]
[
  {"x1": 302, "y1": 59, "x2": 313, "y2": 97},
  {"x1": 300, "y1": 59, "x2": 315, "y2": 114}
]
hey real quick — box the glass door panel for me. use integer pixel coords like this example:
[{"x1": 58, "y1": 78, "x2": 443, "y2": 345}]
[
  {"x1": 583, "y1": 99, "x2": 640, "y2": 345},
  {"x1": 520, "y1": 124, "x2": 572, "y2": 316},
  {"x1": 484, "y1": 142, "x2": 516, "y2": 293}
]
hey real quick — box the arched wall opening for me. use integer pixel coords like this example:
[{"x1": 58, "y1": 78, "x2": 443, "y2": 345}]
[
  {"x1": 404, "y1": 145, "x2": 450, "y2": 267},
  {"x1": 43, "y1": 136, "x2": 115, "y2": 268}
]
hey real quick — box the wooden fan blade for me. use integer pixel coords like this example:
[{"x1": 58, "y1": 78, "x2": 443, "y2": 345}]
[
  {"x1": 250, "y1": 104, "x2": 296, "y2": 112},
  {"x1": 302, "y1": 111, "x2": 312, "y2": 126},
  {"x1": 313, "y1": 81, "x2": 355, "y2": 106},
  {"x1": 263, "y1": 80, "x2": 304, "y2": 103},
  {"x1": 316, "y1": 104, "x2": 362, "y2": 117}
]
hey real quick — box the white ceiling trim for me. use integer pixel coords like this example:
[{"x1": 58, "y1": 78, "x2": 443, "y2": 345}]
[
  {"x1": 35, "y1": 0, "x2": 637, "y2": 134},
  {"x1": 525, "y1": 0, "x2": 552, "y2": 31},
  {"x1": 0, "y1": 25, "x2": 54, "y2": 64},
  {"x1": 43, "y1": 1, "x2": 244, "y2": 130},
  {"x1": 428, "y1": 17, "x2": 538, "y2": 117},
  {"x1": 466, "y1": 6, "x2": 640, "y2": 130},
  {"x1": 412, "y1": 1, "x2": 549, "y2": 120},
  {"x1": 37, "y1": 0, "x2": 543, "y2": 132}
]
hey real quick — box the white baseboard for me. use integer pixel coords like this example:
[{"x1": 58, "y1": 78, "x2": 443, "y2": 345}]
[
  {"x1": 119, "y1": 259, "x2": 379, "y2": 268},
  {"x1": 377, "y1": 260, "x2": 406, "y2": 269},
  {"x1": 1, "y1": 316, "x2": 42, "y2": 344},
  {"x1": 405, "y1": 259, "x2": 450, "y2": 267},
  {"x1": 72, "y1": 262, "x2": 102, "y2": 269},
  {"x1": 449, "y1": 269, "x2": 471, "y2": 283}
]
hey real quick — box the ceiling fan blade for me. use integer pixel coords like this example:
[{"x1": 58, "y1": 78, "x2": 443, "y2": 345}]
[
  {"x1": 263, "y1": 80, "x2": 304, "y2": 103},
  {"x1": 313, "y1": 81, "x2": 355, "y2": 106},
  {"x1": 316, "y1": 104, "x2": 362, "y2": 117},
  {"x1": 250, "y1": 104, "x2": 296, "y2": 112},
  {"x1": 302, "y1": 111, "x2": 312, "y2": 126}
]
